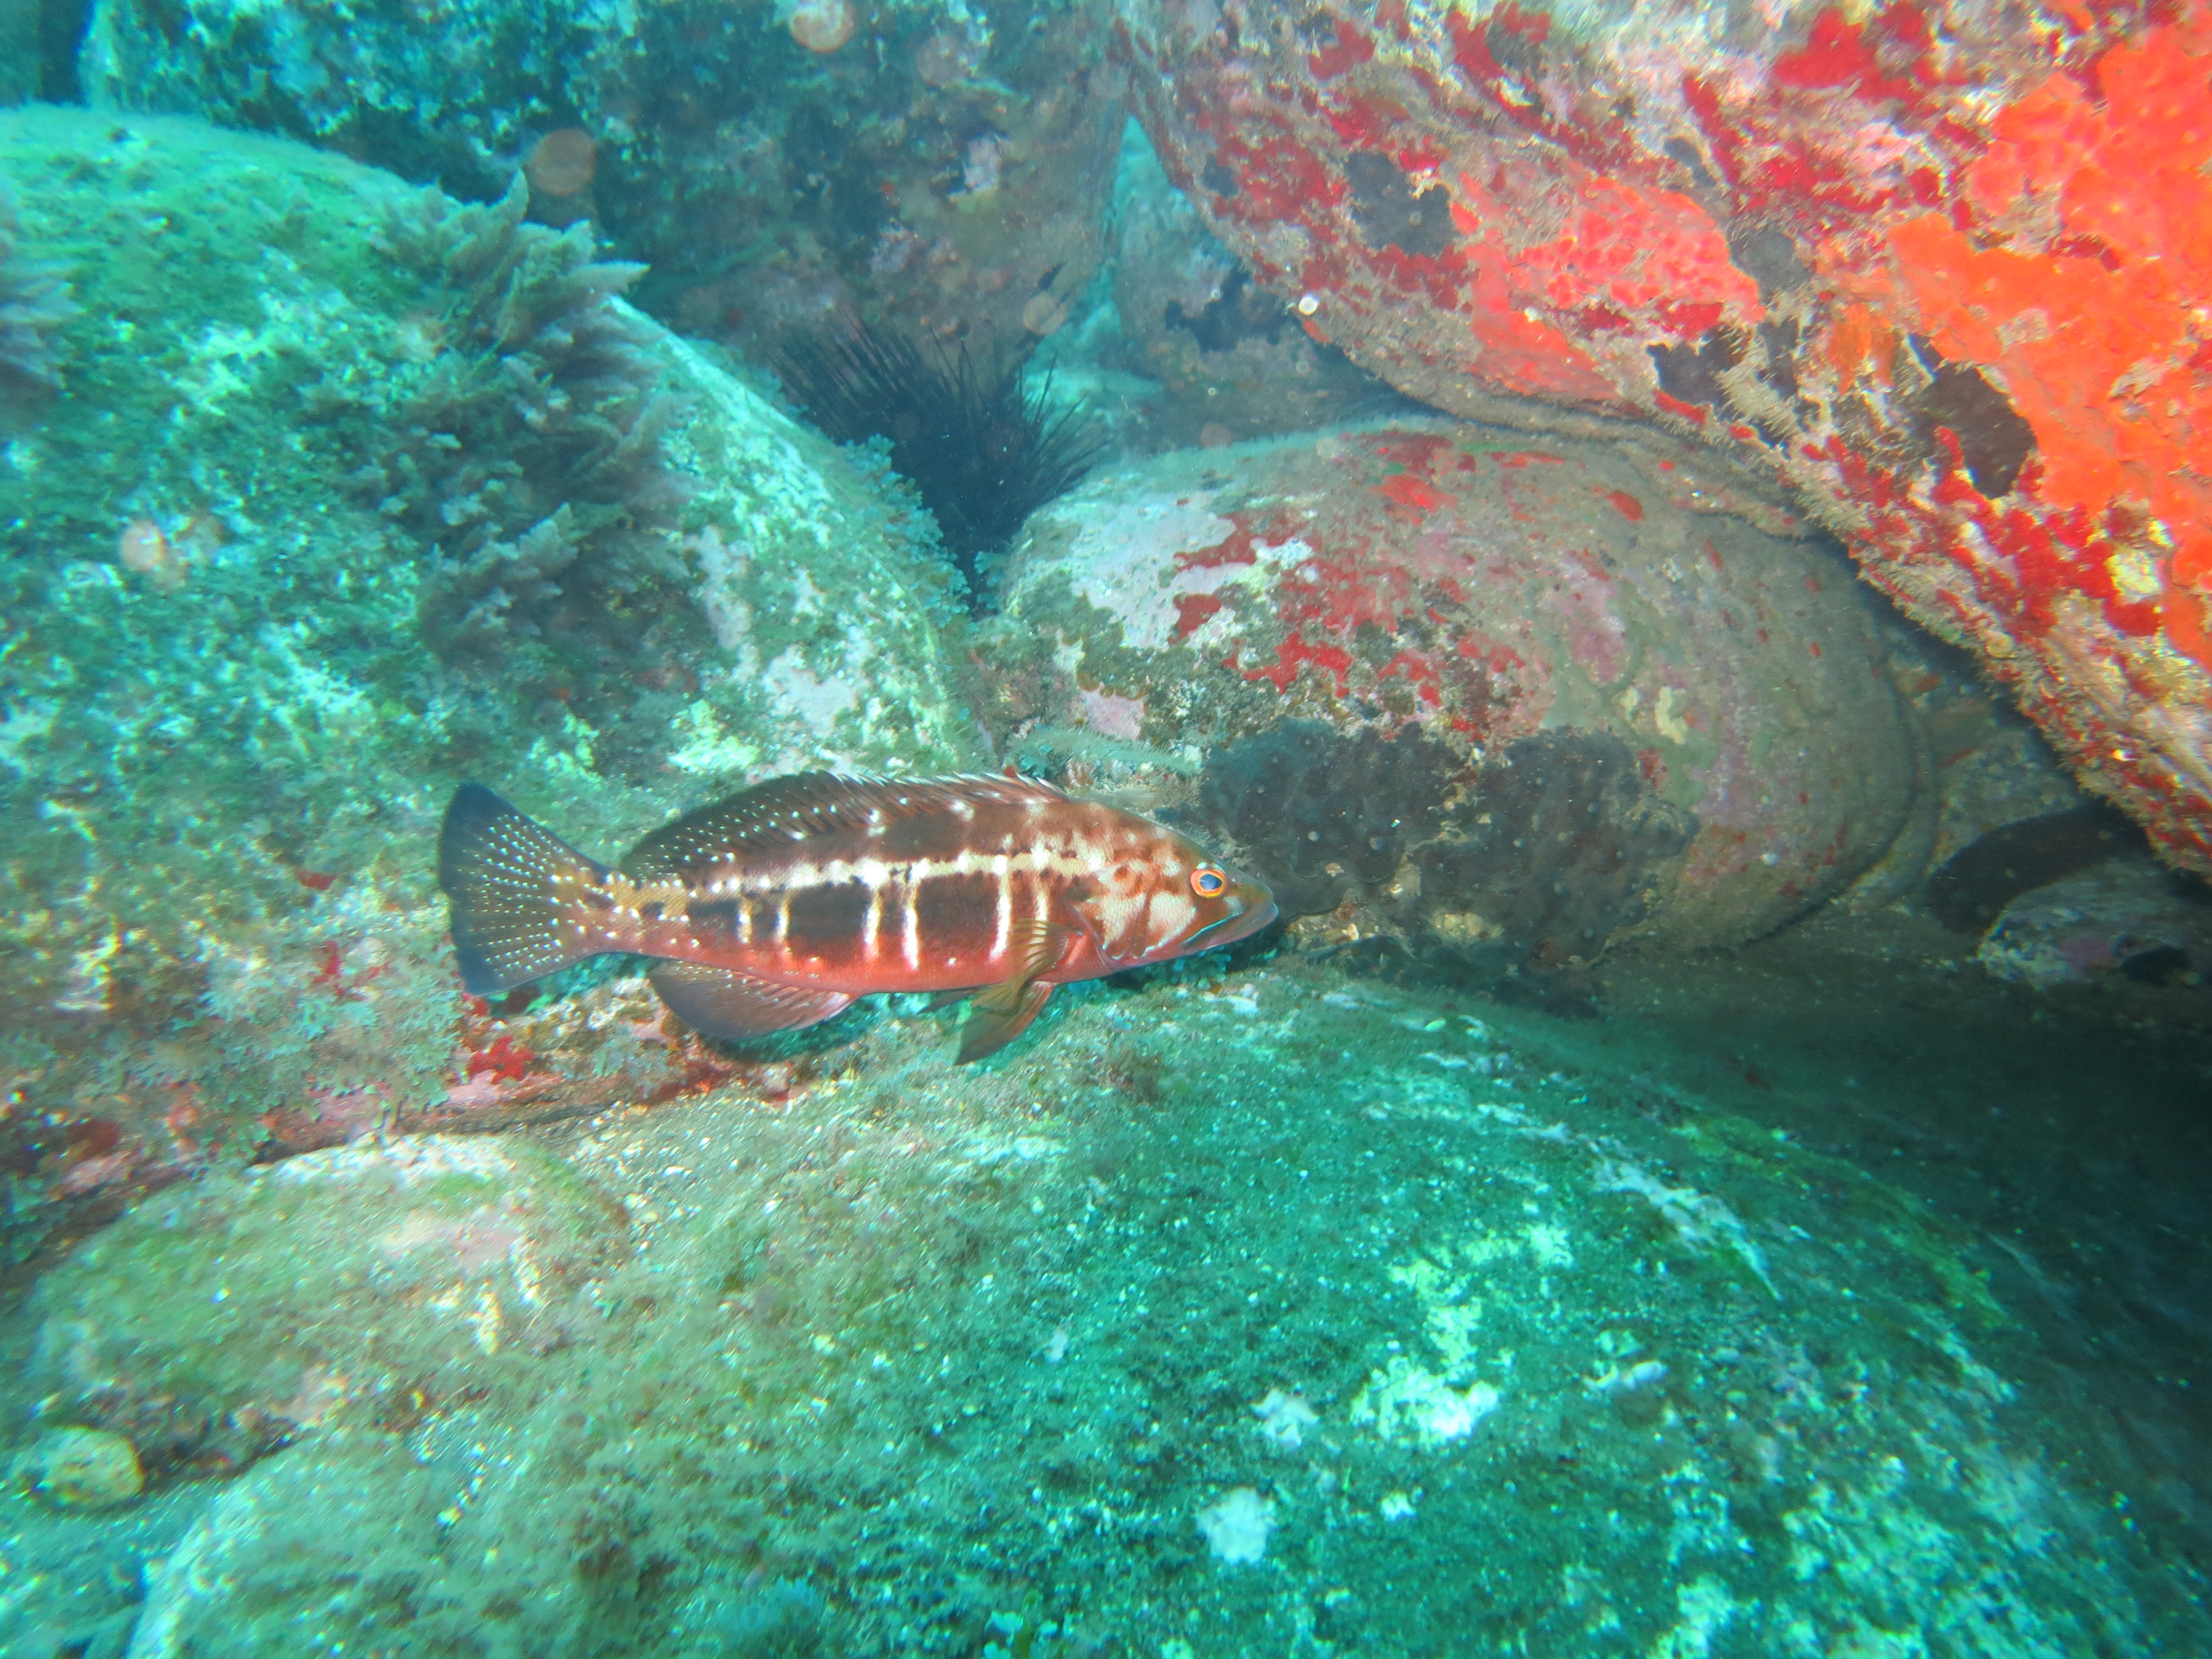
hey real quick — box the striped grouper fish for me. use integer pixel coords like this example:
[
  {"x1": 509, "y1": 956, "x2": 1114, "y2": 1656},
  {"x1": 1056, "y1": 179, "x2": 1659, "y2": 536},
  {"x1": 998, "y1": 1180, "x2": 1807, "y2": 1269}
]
[{"x1": 437, "y1": 771, "x2": 1277, "y2": 1061}]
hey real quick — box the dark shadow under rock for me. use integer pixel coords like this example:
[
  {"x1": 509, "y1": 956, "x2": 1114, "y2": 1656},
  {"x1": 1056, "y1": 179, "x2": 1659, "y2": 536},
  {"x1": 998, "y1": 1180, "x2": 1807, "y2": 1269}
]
[{"x1": 1193, "y1": 723, "x2": 1696, "y2": 978}]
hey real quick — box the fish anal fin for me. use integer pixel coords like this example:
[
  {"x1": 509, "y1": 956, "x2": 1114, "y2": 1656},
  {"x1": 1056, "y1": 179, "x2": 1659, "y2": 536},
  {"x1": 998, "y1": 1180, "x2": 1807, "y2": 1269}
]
[
  {"x1": 647, "y1": 963, "x2": 852, "y2": 1041},
  {"x1": 972, "y1": 921, "x2": 1071, "y2": 1016},
  {"x1": 957, "y1": 980, "x2": 1055, "y2": 1063}
]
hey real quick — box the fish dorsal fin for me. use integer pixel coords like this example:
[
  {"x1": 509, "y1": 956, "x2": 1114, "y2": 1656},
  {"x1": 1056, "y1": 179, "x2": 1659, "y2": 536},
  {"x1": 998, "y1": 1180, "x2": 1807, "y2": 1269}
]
[
  {"x1": 646, "y1": 962, "x2": 852, "y2": 1040},
  {"x1": 625, "y1": 771, "x2": 1067, "y2": 876}
]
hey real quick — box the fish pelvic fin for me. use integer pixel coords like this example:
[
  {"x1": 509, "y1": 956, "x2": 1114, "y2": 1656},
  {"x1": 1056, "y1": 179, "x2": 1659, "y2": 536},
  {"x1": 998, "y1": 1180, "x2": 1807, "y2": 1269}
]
[
  {"x1": 971, "y1": 920, "x2": 1072, "y2": 1016},
  {"x1": 438, "y1": 782, "x2": 615, "y2": 995},
  {"x1": 957, "y1": 920, "x2": 1071, "y2": 1060},
  {"x1": 957, "y1": 979, "x2": 1055, "y2": 1064}
]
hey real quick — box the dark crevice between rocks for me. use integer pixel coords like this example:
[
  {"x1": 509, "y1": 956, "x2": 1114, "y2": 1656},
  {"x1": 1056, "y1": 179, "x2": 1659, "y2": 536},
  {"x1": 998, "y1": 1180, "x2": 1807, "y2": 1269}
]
[
  {"x1": 1343, "y1": 152, "x2": 1457, "y2": 260},
  {"x1": 36, "y1": 0, "x2": 91, "y2": 103},
  {"x1": 1163, "y1": 266, "x2": 1287, "y2": 354},
  {"x1": 1906, "y1": 336, "x2": 2037, "y2": 497},
  {"x1": 1648, "y1": 324, "x2": 1746, "y2": 416}
]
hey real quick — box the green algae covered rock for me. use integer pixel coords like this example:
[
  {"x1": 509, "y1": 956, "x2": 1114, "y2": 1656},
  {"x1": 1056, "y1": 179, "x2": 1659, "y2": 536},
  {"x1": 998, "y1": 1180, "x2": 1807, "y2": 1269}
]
[
  {"x1": 12, "y1": 964, "x2": 2192, "y2": 1657},
  {"x1": 28, "y1": 1135, "x2": 629, "y2": 1479},
  {"x1": 124, "y1": 1430, "x2": 444, "y2": 1659},
  {"x1": 0, "y1": 106, "x2": 979, "y2": 1222}
]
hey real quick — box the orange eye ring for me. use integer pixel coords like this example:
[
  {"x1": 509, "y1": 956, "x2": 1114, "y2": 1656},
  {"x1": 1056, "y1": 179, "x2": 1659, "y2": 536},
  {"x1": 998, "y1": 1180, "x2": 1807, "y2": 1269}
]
[{"x1": 1190, "y1": 867, "x2": 1228, "y2": 898}]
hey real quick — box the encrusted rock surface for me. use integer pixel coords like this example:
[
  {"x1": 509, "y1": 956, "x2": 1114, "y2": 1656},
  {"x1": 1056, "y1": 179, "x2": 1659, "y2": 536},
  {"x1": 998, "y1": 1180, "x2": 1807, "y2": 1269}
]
[
  {"x1": 3, "y1": 962, "x2": 2203, "y2": 1655},
  {"x1": 980, "y1": 420, "x2": 1922, "y2": 967},
  {"x1": 0, "y1": 107, "x2": 979, "y2": 1245},
  {"x1": 29, "y1": 1136, "x2": 629, "y2": 1481},
  {"x1": 1114, "y1": 0, "x2": 2212, "y2": 876}
]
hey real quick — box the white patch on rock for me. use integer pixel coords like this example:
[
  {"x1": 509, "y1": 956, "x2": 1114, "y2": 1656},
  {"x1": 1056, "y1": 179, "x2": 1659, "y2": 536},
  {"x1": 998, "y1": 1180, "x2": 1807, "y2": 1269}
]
[
  {"x1": 1350, "y1": 1358, "x2": 1500, "y2": 1448},
  {"x1": 760, "y1": 646, "x2": 860, "y2": 737},
  {"x1": 1045, "y1": 492, "x2": 1307, "y2": 651},
  {"x1": 1251, "y1": 1387, "x2": 1318, "y2": 1452},
  {"x1": 1079, "y1": 687, "x2": 1145, "y2": 741},
  {"x1": 689, "y1": 524, "x2": 760, "y2": 669},
  {"x1": 1194, "y1": 1486, "x2": 1275, "y2": 1563}
]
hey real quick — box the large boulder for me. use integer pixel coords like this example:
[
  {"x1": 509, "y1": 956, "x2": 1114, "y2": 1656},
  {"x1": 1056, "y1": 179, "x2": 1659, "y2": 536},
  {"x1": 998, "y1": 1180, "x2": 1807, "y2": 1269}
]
[
  {"x1": 981, "y1": 420, "x2": 1923, "y2": 968},
  {"x1": 0, "y1": 107, "x2": 978, "y2": 1247},
  {"x1": 4, "y1": 962, "x2": 2203, "y2": 1655},
  {"x1": 1113, "y1": 0, "x2": 2212, "y2": 877},
  {"x1": 27, "y1": 1136, "x2": 629, "y2": 1483}
]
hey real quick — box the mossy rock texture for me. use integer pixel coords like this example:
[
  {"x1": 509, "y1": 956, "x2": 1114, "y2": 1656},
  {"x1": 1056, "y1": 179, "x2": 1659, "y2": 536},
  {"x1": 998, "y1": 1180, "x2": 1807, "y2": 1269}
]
[
  {"x1": 0, "y1": 106, "x2": 978, "y2": 1251},
  {"x1": 28, "y1": 1135, "x2": 629, "y2": 1478},
  {"x1": 4, "y1": 964, "x2": 2200, "y2": 1656}
]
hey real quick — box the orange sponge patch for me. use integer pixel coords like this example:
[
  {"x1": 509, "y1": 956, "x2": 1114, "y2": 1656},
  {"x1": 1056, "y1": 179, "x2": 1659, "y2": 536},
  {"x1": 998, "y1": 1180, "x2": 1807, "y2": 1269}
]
[{"x1": 1875, "y1": 18, "x2": 2212, "y2": 656}]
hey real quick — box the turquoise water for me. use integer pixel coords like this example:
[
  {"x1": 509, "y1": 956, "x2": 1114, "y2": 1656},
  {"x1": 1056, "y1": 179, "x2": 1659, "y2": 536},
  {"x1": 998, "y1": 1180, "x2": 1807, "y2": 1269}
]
[{"x1": 3, "y1": 6, "x2": 2210, "y2": 1656}]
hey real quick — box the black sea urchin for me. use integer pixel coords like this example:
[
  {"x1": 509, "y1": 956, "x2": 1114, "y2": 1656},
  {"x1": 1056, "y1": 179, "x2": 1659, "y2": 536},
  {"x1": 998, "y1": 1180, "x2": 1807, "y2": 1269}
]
[{"x1": 776, "y1": 324, "x2": 1102, "y2": 608}]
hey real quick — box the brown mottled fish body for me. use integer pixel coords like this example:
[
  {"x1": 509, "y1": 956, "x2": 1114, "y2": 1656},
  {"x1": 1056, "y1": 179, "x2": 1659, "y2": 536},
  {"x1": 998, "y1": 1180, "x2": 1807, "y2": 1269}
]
[{"x1": 438, "y1": 772, "x2": 1275, "y2": 1060}]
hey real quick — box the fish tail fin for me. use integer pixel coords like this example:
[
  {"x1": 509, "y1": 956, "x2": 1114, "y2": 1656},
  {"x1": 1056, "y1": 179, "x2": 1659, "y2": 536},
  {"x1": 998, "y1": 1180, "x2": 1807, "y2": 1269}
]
[{"x1": 437, "y1": 782, "x2": 615, "y2": 994}]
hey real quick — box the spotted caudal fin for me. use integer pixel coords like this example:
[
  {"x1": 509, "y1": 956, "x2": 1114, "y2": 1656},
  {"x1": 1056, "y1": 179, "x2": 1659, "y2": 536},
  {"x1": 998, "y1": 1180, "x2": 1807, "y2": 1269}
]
[{"x1": 438, "y1": 782, "x2": 614, "y2": 995}]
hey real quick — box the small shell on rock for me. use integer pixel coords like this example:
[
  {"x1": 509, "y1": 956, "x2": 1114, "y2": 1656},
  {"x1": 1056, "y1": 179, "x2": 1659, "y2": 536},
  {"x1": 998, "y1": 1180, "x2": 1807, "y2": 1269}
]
[
  {"x1": 18, "y1": 1426, "x2": 145, "y2": 1509},
  {"x1": 1020, "y1": 292, "x2": 1067, "y2": 336},
  {"x1": 788, "y1": 0, "x2": 855, "y2": 53},
  {"x1": 525, "y1": 128, "x2": 598, "y2": 198}
]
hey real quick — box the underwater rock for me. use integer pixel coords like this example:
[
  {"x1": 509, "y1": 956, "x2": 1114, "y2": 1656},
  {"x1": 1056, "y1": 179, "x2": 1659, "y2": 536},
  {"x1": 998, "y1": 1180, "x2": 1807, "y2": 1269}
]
[
  {"x1": 24, "y1": 958, "x2": 2193, "y2": 1655},
  {"x1": 124, "y1": 1431, "x2": 441, "y2": 1659},
  {"x1": 1101, "y1": 121, "x2": 1396, "y2": 453},
  {"x1": 0, "y1": 175, "x2": 71, "y2": 408},
  {"x1": 15, "y1": 1425, "x2": 144, "y2": 1510},
  {"x1": 27, "y1": 1135, "x2": 628, "y2": 1483},
  {"x1": 981, "y1": 420, "x2": 1921, "y2": 968},
  {"x1": 0, "y1": 106, "x2": 978, "y2": 1238},
  {"x1": 76, "y1": 0, "x2": 1124, "y2": 368},
  {"x1": 1977, "y1": 855, "x2": 2212, "y2": 994},
  {"x1": 1115, "y1": 1, "x2": 2212, "y2": 881}
]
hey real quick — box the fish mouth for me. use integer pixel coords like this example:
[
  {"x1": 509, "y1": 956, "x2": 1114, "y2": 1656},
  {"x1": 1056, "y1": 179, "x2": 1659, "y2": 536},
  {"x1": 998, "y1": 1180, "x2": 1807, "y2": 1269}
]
[{"x1": 1188, "y1": 890, "x2": 1279, "y2": 952}]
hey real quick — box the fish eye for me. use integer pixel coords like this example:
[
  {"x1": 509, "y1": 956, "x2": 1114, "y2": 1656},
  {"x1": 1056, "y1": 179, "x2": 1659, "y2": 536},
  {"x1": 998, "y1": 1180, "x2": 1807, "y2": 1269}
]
[{"x1": 1190, "y1": 867, "x2": 1228, "y2": 898}]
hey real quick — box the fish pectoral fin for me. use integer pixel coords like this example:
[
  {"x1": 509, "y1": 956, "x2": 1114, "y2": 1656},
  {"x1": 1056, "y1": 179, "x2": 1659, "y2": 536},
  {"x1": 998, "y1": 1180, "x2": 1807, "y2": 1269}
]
[
  {"x1": 957, "y1": 979, "x2": 1056, "y2": 1064},
  {"x1": 920, "y1": 988, "x2": 983, "y2": 1013},
  {"x1": 647, "y1": 963, "x2": 852, "y2": 1041},
  {"x1": 972, "y1": 921, "x2": 1073, "y2": 1017}
]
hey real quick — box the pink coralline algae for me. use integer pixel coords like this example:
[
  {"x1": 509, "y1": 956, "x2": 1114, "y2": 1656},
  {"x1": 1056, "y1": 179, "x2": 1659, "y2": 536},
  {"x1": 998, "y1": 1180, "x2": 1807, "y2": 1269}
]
[
  {"x1": 1114, "y1": 0, "x2": 2212, "y2": 875},
  {"x1": 986, "y1": 422, "x2": 1919, "y2": 964}
]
